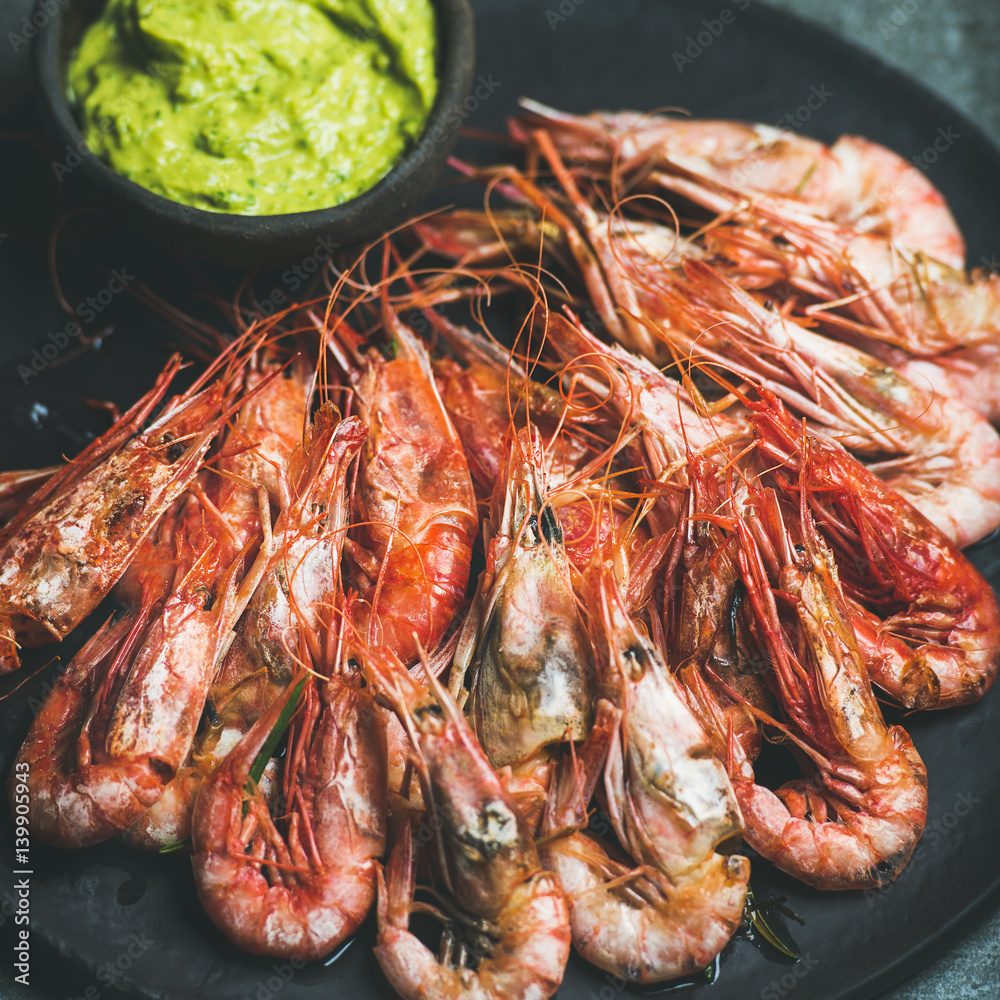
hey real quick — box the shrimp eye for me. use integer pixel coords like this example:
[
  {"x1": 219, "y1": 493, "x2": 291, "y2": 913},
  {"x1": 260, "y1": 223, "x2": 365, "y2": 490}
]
[
  {"x1": 200, "y1": 699, "x2": 220, "y2": 729},
  {"x1": 794, "y1": 544, "x2": 806, "y2": 554},
  {"x1": 624, "y1": 643, "x2": 648, "y2": 678},
  {"x1": 728, "y1": 579, "x2": 746, "y2": 648},
  {"x1": 160, "y1": 433, "x2": 186, "y2": 463},
  {"x1": 526, "y1": 513, "x2": 540, "y2": 543},
  {"x1": 539, "y1": 504, "x2": 563, "y2": 546},
  {"x1": 414, "y1": 701, "x2": 445, "y2": 733}
]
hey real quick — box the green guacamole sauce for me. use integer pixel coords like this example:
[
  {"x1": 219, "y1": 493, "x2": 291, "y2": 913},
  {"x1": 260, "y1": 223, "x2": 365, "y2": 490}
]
[{"x1": 68, "y1": 0, "x2": 438, "y2": 214}]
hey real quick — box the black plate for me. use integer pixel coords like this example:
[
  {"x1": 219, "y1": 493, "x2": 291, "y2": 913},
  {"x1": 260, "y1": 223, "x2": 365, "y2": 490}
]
[{"x1": 1, "y1": 2, "x2": 1000, "y2": 999}]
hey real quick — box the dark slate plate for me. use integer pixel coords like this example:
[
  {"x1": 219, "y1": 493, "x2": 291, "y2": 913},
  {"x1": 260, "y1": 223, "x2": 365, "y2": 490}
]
[{"x1": 1, "y1": 1, "x2": 999, "y2": 999}]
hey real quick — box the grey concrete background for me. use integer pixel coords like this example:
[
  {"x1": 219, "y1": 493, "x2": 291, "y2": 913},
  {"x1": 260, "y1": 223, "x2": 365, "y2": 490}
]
[
  {"x1": 0, "y1": 0, "x2": 998, "y2": 997},
  {"x1": 758, "y1": 0, "x2": 1000, "y2": 143},
  {"x1": 751, "y1": 3, "x2": 1000, "y2": 995}
]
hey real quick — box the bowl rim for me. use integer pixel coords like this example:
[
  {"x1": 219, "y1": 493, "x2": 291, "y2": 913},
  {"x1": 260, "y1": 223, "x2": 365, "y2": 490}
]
[{"x1": 32, "y1": 0, "x2": 475, "y2": 236}]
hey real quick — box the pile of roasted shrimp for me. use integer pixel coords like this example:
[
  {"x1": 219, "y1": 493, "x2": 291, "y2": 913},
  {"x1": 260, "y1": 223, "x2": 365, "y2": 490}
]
[{"x1": 4, "y1": 101, "x2": 1000, "y2": 996}]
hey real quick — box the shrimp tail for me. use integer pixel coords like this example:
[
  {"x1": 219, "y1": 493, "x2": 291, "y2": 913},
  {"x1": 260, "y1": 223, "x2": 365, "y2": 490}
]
[
  {"x1": 10, "y1": 610, "x2": 154, "y2": 847},
  {"x1": 192, "y1": 669, "x2": 386, "y2": 960}
]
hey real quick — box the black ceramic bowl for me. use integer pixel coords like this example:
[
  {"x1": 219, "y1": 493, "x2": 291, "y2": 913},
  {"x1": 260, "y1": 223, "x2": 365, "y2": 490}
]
[{"x1": 32, "y1": 0, "x2": 475, "y2": 268}]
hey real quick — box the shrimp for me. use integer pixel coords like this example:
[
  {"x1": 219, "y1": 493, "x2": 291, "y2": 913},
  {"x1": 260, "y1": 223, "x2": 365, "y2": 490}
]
[
  {"x1": 202, "y1": 345, "x2": 315, "y2": 555},
  {"x1": 604, "y1": 151, "x2": 1000, "y2": 425},
  {"x1": 587, "y1": 568, "x2": 746, "y2": 879},
  {"x1": 364, "y1": 646, "x2": 571, "y2": 1000},
  {"x1": 655, "y1": 182, "x2": 1000, "y2": 423},
  {"x1": 539, "y1": 756, "x2": 748, "y2": 983},
  {"x1": 124, "y1": 409, "x2": 367, "y2": 850},
  {"x1": 512, "y1": 99, "x2": 965, "y2": 266},
  {"x1": 208, "y1": 409, "x2": 366, "y2": 737},
  {"x1": 117, "y1": 342, "x2": 309, "y2": 625},
  {"x1": 191, "y1": 666, "x2": 386, "y2": 960},
  {"x1": 664, "y1": 455, "x2": 773, "y2": 761},
  {"x1": 534, "y1": 569, "x2": 749, "y2": 984},
  {"x1": 326, "y1": 306, "x2": 477, "y2": 664},
  {"x1": 750, "y1": 391, "x2": 1000, "y2": 708},
  {"x1": 657, "y1": 260, "x2": 1000, "y2": 547},
  {"x1": 712, "y1": 476, "x2": 929, "y2": 890},
  {"x1": 426, "y1": 309, "x2": 599, "y2": 504},
  {"x1": 14, "y1": 475, "x2": 271, "y2": 848},
  {"x1": 0, "y1": 338, "x2": 260, "y2": 673},
  {"x1": 453, "y1": 427, "x2": 595, "y2": 772},
  {"x1": 544, "y1": 311, "x2": 746, "y2": 535},
  {"x1": 541, "y1": 829, "x2": 744, "y2": 984}
]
